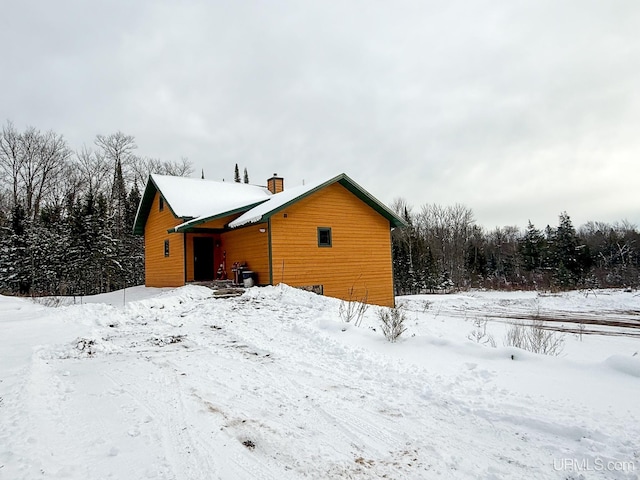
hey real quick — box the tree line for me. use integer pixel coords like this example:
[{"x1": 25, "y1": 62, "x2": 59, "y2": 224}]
[
  {"x1": 391, "y1": 200, "x2": 639, "y2": 294},
  {"x1": 0, "y1": 121, "x2": 193, "y2": 296},
  {"x1": 2, "y1": 120, "x2": 637, "y2": 297}
]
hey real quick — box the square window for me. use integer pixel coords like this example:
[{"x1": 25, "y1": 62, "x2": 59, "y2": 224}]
[
  {"x1": 164, "y1": 239, "x2": 170, "y2": 257},
  {"x1": 317, "y1": 227, "x2": 332, "y2": 247}
]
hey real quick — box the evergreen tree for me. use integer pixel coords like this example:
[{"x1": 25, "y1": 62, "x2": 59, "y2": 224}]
[
  {"x1": 234, "y1": 163, "x2": 241, "y2": 183},
  {"x1": 6, "y1": 205, "x2": 31, "y2": 294},
  {"x1": 519, "y1": 221, "x2": 546, "y2": 272},
  {"x1": 110, "y1": 157, "x2": 127, "y2": 238},
  {"x1": 123, "y1": 183, "x2": 144, "y2": 287},
  {"x1": 391, "y1": 206, "x2": 417, "y2": 294},
  {"x1": 243, "y1": 167, "x2": 249, "y2": 184},
  {"x1": 548, "y1": 212, "x2": 591, "y2": 288},
  {"x1": 421, "y1": 246, "x2": 440, "y2": 292},
  {"x1": 125, "y1": 183, "x2": 141, "y2": 232}
]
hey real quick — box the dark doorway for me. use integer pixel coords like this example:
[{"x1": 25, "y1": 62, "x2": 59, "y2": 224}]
[{"x1": 193, "y1": 237, "x2": 214, "y2": 281}]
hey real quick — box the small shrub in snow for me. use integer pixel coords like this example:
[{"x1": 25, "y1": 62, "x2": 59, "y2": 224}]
[
  {"x1": 504, "y1": 322, "x2": 527, "y2": 349},
  {"x1": 467, "y1": 317, "x2": 496, "y2": 347},
  {"x1": 379, "y1": 306, "x2": 407, "y2": 343},
  {"x1": 31, "y1": 296, "x2": 64, "y2": 308},
  {"x1": 338, "y1": 286, "x2": 369, "y2": 327},
  {"x1": 504, "y1": 320, "x2": 565, "y2": 356}
]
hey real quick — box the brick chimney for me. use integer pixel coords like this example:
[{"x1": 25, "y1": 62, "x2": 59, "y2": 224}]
[{"x1": 267, "y1": 173, "x2": 284, "y2": 194}]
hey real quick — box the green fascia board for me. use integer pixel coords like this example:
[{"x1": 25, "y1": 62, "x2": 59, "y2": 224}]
[
  {"x1": 336, "y1": 175, "x2": 408, "y2": 228},
  {"x1": 170, "y1": 201, "x2": 269, "y2": 233},
  {"x1": 258, "y1": 173, "x2": 408, "y2": 229},
  {"x1": 133, "y1": 175, "x2": 184, "y2": 235},
  {"x1": 167, "y1": 227, "x2": 227, "y2": 234}
]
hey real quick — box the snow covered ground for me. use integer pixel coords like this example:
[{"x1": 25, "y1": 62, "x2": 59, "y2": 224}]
[{"x1": 1, "y1": 286, "x2": 639, "y2": 479}]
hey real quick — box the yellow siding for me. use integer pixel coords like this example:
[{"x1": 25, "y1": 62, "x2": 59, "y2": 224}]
[
  {"x1": 194, "y1": 217, "x2": 232, "y2": 229},
  {"x1": 144, "y1": 193, "x2": 185, "y2": 287},
  {"x1": 221, "y1": 224, "x2": 269, "y2": 284},
  {"x1": 270, "y1": 183, "x2": 395, "y2": 306}
]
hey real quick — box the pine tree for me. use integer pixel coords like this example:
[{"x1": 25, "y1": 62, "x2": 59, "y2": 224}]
[
  {"x1": 124, "y1": 183, "x2": 144, "y2": 287},
  {"x1": 421, "y1": 246, "x2": 440, "y2": 292},
  {"x1": 519, "y1": 221, "x2": 546, "y2": 272},
  {"x1": 234, "y1": 164, "x2": 241, "y2": 183},
  {"x1": 548, "y1": 212, "x2": 591, "y2": 288},
  {"x1": 466, "y1": 239, "x2": 487, "y2": 284},
  {"x1": 110, "y1": 158, "x2": 127, "y2": 238},
  {"x1": 125, "y1": 183, "x2": 141, "y2": 232},
  {"x1": 391, "y1": 207, "x2": 414, "y2": 295},
  {"x1": 6, "y1": 204, "x2": 31, "y2": 294},
  {"x1": 243, "y1": 167, "x2": 249, "y2": 183}
]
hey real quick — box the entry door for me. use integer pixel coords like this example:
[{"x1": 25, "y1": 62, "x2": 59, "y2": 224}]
[{"x1": 193, "y1": 237, "x2": 214, "y2": 281}]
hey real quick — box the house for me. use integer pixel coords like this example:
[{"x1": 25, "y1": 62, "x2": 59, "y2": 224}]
[{"x1": 133, "y1": 173, "x2": 406, "y2": 306}]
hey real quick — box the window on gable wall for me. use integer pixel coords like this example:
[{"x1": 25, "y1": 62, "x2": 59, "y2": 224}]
[
  {"x1": 159, "y1": 196, "x2": 164, "y2": 211},
  {"x1": 164, "y1": 239, "x2": 170, "y2": 257},
  {"x1": 317, "y1": 227, "x2": 332, "y2": 247}
]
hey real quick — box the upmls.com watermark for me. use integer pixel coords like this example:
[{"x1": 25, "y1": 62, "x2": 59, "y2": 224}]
[{"x1": 553, "y1": 457, "x2": 636, "y2": 473}]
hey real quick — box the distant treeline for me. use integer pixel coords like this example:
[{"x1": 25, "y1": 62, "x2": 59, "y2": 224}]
[
  {"x1": 391, "y1": 200, "x2": 639, "y2": 294},
  {"x1": 0, "y1": 121, "x2": 193, "y2": 296}
]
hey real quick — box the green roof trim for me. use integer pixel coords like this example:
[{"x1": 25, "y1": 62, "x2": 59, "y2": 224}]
[
  {"x1": 257, "y1": 173, "x2": 408, "y2": 229},
  {"x1": 133, "y1": 175, "x2": 184, "y2": 235},
  {"x1": 169, "y1": 201, "x2": 268, "y2": 233}
]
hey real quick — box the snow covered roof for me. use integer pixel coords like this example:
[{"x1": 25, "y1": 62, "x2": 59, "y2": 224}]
[
  {"x1": 134, "y1": 173, "x2": 407, "y2": 235},
  {"x1": 133, "y1": 174, "x2": 271, "y2": 235},
  {"x1": 227, "y1": 178, "x2": 327, "y2": 228},
  {"x1": 152, "y1": 174, "x2": 271, "y2": 218},
  {"x1": 228, "y1": 173, "x2": 407, "y2": 229}
]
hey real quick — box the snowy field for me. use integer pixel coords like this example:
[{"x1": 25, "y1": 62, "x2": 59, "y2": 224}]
[{"x1": 1, "y1": 286, "x2": 639, "y2": 479}]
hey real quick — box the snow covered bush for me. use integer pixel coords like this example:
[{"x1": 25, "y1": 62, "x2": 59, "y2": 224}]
[
  {"x1": 378, "y1": 306, "x2": 407, "y2": 343},
  {"x1": 504, "y1": 320, "x2": 565, "y2": 356}
]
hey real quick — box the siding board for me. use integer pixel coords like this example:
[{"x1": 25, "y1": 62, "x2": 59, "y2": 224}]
[
  {"x1": 270, "y1": 183, "x2": 394, "y2": 306},
  {"x1": 221, "y1": 224, "x2": 269, "y2": 284},
  {"x1": 144, "y1": 192, "x2": 185, "y2": 287}
]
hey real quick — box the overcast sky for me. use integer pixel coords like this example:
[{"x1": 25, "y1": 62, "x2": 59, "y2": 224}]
[{"x1": 2, "y1": 0, "x2": 639, "y2": 230}]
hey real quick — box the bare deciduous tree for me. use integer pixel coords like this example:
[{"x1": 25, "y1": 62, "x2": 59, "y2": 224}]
[
  {"x1": 0, "y1": 121, "x2": 71, "y2": 219},
  {"x1": 417, "y1": 203, "x2": 475, "y2": 287},
  {"x1": 0, "y1": 121, "x2": 21, "y2": 207},
  {"x1": 131, "y1": 156, "x2": 194, "y2": 187},
  {"x1": 75, "y1": 147, "x2": 112, "y2": 198},
  {"x1": 95, "y1": 132, "x2": 137, "y2": 169}
]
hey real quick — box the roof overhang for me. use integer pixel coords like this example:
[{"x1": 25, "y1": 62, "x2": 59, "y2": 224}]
[
  {"x1": 169, "y1": 200, "x2": 269, "y2": 233},
  {"x1": 133, "y1": 175, "x2": 184, "y2": 235},
  {"x1": 229, "y1": 173, "x2": 408, "y2": 229}
]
